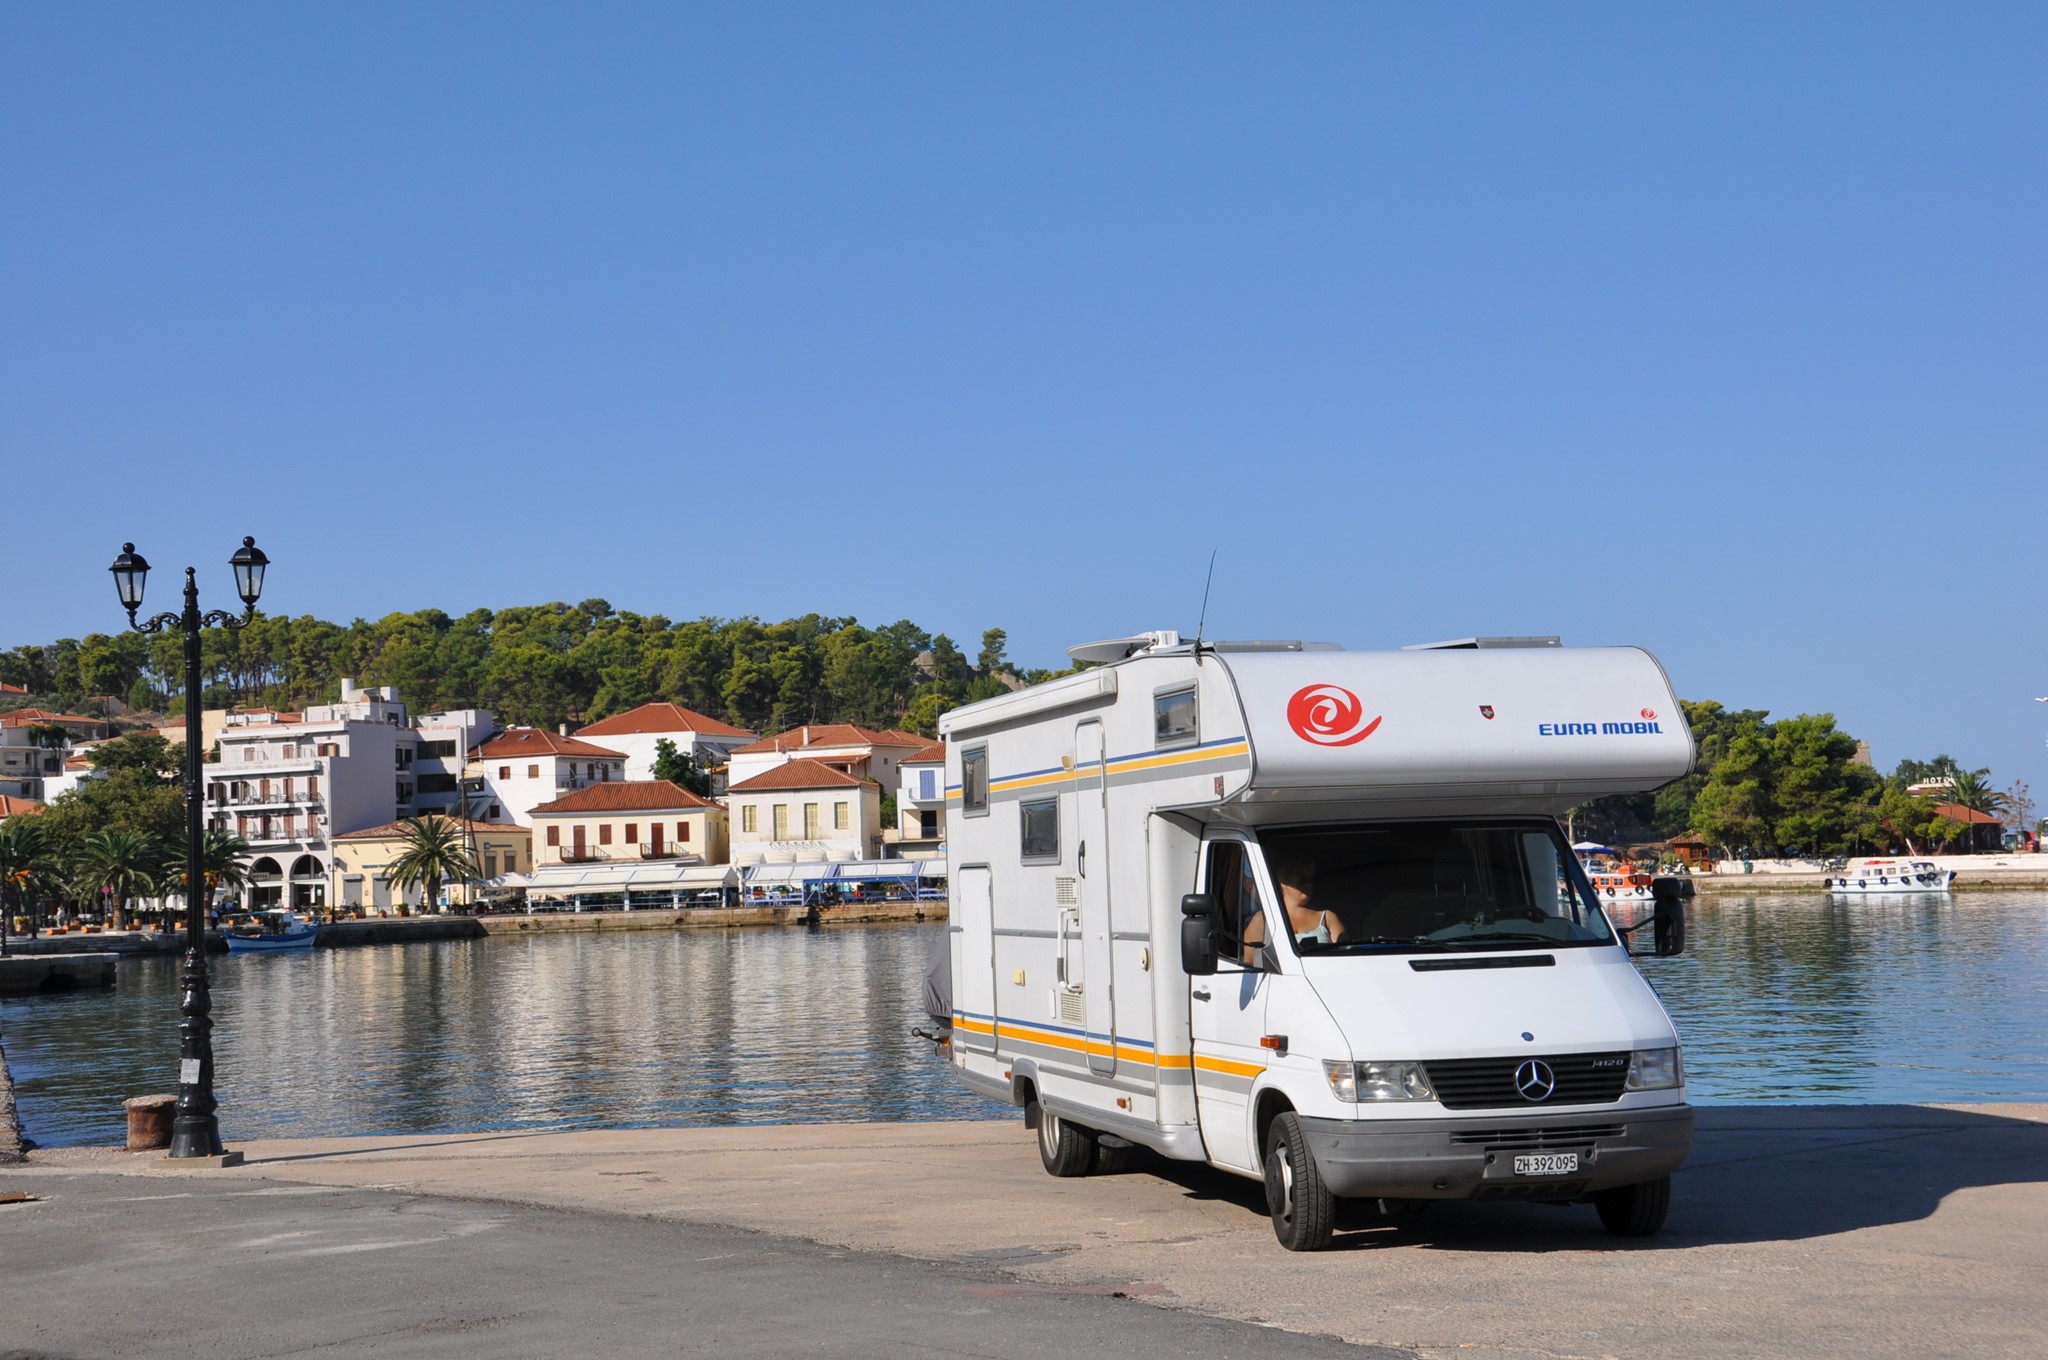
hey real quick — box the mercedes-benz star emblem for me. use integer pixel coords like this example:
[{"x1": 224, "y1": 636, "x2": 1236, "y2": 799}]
[{"x1": 1514, "y1": 1059, "x2": 1556, "y2": 1101}]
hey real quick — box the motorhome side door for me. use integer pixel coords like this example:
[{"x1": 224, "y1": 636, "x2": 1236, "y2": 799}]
[
  {"x1": 1187, "y1": 836, "x2": 1271, "y2": 1174},
  {"x1": 1074, "y1": 719, "x2": 1116, "y2": 1077}
]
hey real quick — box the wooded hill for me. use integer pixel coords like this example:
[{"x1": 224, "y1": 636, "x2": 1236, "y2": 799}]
[{"x1": 3, "y1": 605, "x2": 2031, "y2": 857}]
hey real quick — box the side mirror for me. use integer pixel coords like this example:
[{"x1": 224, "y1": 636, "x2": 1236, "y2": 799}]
[
  {"x1": 1180, "y1": 892, "x2": 1218, "y2": 976},
  {"x1": 1649, "y1": 877, "x2": 1690, "y2": 956}
]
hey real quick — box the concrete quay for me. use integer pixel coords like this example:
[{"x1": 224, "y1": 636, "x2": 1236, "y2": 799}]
[
  {"x1": 0, "y1": 951, "x2": 116, "y2": 996},
  {"x1": 13, "y1": 1104, "x2": 2045, "y2": 1359}
]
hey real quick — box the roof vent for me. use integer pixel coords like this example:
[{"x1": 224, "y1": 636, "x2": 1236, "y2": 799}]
[
  {"x1": 1066, "y1": 630, "x2": 1182, "y2": 665},
  {"x1": 1401, "y1": 636, "x2": 1563, "y2": 651}
]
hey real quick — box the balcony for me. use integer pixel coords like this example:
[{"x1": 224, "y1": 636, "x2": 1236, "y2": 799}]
[{"x1": 638, "y1": 844, "x2": 683, "y2": 860}]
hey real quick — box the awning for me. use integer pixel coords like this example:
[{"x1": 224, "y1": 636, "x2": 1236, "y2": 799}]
[
  {"x1": 527, "y1": 860, "x2": 736, "y2": 897},
  {"x1": 744, "y1": 862, "x2": 833, "y2": 886},
  {"x1": 835, "y1": 861, "x2": 925, "y2": 881}
]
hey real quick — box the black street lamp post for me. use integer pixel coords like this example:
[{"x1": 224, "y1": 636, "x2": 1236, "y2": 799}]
[{"x1": 110, "y1": 537, "x2": 268, "y2": 1161}]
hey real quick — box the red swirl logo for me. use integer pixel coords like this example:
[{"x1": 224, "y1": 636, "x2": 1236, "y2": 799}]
[
  {"x1": 1640, "y1": 708, "x2": 1657, "y2": 720},
  {"x1": 1286, "y1": 685, "x2": 1382, "y2": 747}
]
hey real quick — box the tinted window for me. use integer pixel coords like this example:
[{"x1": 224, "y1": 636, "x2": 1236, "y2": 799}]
[
  {"x1": 1020, "y1": 798, "x2": 1059, "y2": 859},
  {"x1": 961, "y1": 747, "x2": 989, "y2": 815},
  {"x1": 1155, "y1": 688, "x2": 1198, "y2": 747}
]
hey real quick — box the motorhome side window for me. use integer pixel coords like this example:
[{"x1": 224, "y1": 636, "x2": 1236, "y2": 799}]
[
  {"x1": 1155, "y1": 687, "x2": 1198, "y2": 748},
  {"x1": 961, "y1": 747, "x2": 989, "y2": 816},
  {"x1": 1019, "y1": 797, "x2": 1058, "y2": 860},
  {"x1": 1203, "y1": 840, "x2": 1265, "y2": 968}
]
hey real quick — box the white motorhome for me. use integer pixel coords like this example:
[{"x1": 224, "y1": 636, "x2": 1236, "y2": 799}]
[{"x1": 939, "y1": 631, "x2": 1697, "y2": 1250}]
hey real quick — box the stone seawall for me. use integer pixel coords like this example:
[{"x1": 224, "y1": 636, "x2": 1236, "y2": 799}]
[{"x1": 0, "y1": 1031, "x2": 22, "y2": 1162}]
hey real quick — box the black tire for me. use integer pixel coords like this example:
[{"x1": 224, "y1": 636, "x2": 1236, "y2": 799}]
[
  {"x1": 1263, "y1": 1111, "x2": 1336, "y2": 1251},
  {"x1": 1091, "y1": 1139, "x2": 1132, "y2": 1175},
  {"x1": 1032, "y1": 1100, "x2": 1094, "y2": 1177},
  {"x1": 1594, "y1": 1176, "x2": 1671, "y2": 1237}
]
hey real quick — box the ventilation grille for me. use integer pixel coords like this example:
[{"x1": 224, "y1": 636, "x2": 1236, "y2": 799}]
[
  {"x1": 1424, "y1": 1053, "x2": 1631, "y2": 1110},
  {"x1": 1058, "y1": 988, "x2": 1086, "y2": 1025},
  {"x1": 1448, "y1": 1122, "x2": 1625, "y2": 1150},
  {"x1": 1055, "y1": 877, "x2": 1078, "y2": 905}
]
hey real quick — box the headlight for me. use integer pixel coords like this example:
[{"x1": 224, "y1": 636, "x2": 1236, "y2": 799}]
[
  {"x1": 1626, "y1": 1047, "x2": 1682, "y2": 1091},
  {"x1": 1323, "y1": 1059, "x2": 1434, "y2": 1102}
]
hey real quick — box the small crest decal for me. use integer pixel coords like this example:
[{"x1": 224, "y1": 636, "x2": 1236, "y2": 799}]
[{"x1": 1479, "y1": 705, "x2": 1495, "y2": 720}]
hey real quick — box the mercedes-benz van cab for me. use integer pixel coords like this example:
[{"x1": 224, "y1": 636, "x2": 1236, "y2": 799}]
[{"x1": 939, "y1": 631, "x2": 1695, "y2": 1250}]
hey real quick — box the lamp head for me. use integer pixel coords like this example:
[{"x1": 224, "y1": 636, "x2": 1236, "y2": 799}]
[
  {"x1": 229, "y1": 536, "x2": 268, "y2": 607},
  {"x1": 109, "y1": 543, "x2": 150, "y2": 611}
]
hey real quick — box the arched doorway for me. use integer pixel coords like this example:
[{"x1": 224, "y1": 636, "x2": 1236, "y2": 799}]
[
  {"x1": 288, "y1": 854, "x2": 326, "y2": 910},
  {"x1": 248, "y1": 857, "x2": 283, "y2": 910}
]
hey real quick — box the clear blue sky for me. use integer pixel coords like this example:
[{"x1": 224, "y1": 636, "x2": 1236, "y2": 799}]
[{"x1": 4, "y1": 5, "x2": 2043, "y2": 801}]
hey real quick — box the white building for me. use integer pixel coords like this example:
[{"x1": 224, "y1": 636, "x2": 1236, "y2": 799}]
[
  {"x1": 0, "y1": 708, "x2": 106, "y2": 800},
  {"x1": 893, "y1": 740, "x2": 947, "y2": 853},
  {"x1": 725, "y1": 724, "x2": 927, "y2": 797},
  {"x1": 202, "y1": 679, "x2": 418, "y2": 910},
  {"x1": 412, "y1": 707, "x2": 499, "y2": 819},
  {"x1": 571, "y1": 702, "x2": 755, "y2": 783},
  {"x1": 473, "y1": 727, "x2": 628, "y2": 827},
  {"x1": 725, "y1": 758, "x2": 882, "y2": 865}
]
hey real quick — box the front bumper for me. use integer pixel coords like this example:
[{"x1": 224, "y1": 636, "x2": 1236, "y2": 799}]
[{"x1": 1299, "y1": 1103, "x2": 1693, "y2": 1201}]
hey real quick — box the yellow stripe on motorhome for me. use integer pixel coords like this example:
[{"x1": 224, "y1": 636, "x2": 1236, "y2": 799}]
[
  {"x1": 988, "y1": 769, "x2": 1073, "y2": 795},
  {"x1": 996, "y1": 1020, "x2": 1164, "y2": 1067},
  {"x1": 1190, "y1": 1053, "x2": 1266, "y2": 1079},
  {"x1": 1106, "y1": 740, "x2": 1249, "y2": 778}
]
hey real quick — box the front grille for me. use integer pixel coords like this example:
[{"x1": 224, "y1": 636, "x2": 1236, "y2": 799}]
[
  {"x1": 1424, "y1": 1052, "x2": 1631, "y2": 1110},
  {"x1": 1449, "y1": 1122, "x2": 1624, "y2": 1150}
]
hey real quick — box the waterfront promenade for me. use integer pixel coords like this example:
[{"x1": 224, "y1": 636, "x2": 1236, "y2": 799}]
[{"x1": 11, "y1": 1104, "x2": 2044, "y2": 1358}]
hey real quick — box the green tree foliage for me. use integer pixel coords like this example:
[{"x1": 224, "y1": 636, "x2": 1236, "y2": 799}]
[
  {"x1": 386, "y1": 815, "x2": 480, "y2": 912},
  {"x1": 69, "y1": 826, "x2": 165, "y2": 931},
  {"x1": 87, "y1": 731, "x2": 180, "y2": 777},
  {"x1": 0, "y1": 817, "x2": 54, "y2": 940},
  {"x1": 650, "y1": 738, "x2": 712, "y2": 797}
]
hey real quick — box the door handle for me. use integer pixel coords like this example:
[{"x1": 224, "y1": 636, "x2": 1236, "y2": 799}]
[
  {"x1": 1191, "y1": 988, "x2": 1211, "y2": 1001},
  {"x1": 1078, "y1": 842, "x2": 1086, "y2": 877}
]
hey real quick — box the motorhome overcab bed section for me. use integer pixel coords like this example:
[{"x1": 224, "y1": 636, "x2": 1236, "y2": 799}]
[{"x1": 939, "y1": 633, "x2": 1698, "y2": 1249}]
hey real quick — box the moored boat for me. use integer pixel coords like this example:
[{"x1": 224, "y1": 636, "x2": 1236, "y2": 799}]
[
  {"x1": 223, "y1": 909, "x2": 319, "y2": 951},
  {"x1": 1824, "y1": 858, "x2": 1954, "y2": 894}
]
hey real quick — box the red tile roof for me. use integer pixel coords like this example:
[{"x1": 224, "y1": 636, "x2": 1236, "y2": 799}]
[
  {"x1": 0, "y1": 794, "x2": 45, "y2": 817},
  {"x1": 575, "y1": 703, "x2": 753, "y2": 740},
  {"x1": 0, "y1": 682, "x2": 29, "y2": 695},
  {"x1": 1932, "y1": 803, "x2": 2004, "y2": 826},
  {"x1": 476, "y1": 727, "x2": 626, "y2": 760},
  {"x1": 530, "y1": 780, "x2": 722, "y2": 815},
  {"x1": 334, "y1": 817, "x2": 528, "y2": 841},
  {"x1": 727, "y1": 759, "x2": 877, "y2": 793},
  {"x1": 901, "y1": 741, "x2": 946, "y2": 765},
  {"x1": 1, "y1": 709, "x2": 105, "y2": 728},
  {"x1": 731, "y1": 724, "x2": 930, "y2": 756}
]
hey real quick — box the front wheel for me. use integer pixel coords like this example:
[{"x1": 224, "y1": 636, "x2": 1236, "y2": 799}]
[
  {"x1": 1032, "y1": 1100, "x2": 1093, "y2": 1177},
  {"x1": 1263, "y1": 1111, "x2": 1336, "y2": 1251},
  {"x1": 1593, "y1": 1175, "x2": 1671, "y2": 1236}
]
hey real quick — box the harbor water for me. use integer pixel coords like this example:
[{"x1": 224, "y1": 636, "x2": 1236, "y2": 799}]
[{"x1": 5, "y1": 894, "x2": 2046, "y2": 1150}]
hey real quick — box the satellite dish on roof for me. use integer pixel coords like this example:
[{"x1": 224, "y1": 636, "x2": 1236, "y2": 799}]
[{"x1": 1067, "y1": 631, "x2": 1182, "y2": 665}]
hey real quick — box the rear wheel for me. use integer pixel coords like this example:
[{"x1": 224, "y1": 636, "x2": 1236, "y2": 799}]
[
  {"x1": 1594, "y1": 1176, "x2": 1671, "y2": 1236},
  {"x1": 1032, "y1": 1100, "x2": 1093, "y2": 1177},
  {"x1": 1263, "y1": 1111, "x2": 1336, "y2": 1251}
]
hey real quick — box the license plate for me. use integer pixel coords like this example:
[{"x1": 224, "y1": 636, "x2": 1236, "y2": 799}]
[{"x1": 1513, "y1": 1152, "x2": 1579, "y2": 1176}]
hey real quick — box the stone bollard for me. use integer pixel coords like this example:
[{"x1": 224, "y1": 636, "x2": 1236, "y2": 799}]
[{"x1": 124, "y1": 1094, "x2": 179, "y2": 1152}]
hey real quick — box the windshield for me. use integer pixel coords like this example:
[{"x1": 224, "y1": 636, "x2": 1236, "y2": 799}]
[{"x1": 1255, "y1": 819, "x2": 1616, "y2": 954}]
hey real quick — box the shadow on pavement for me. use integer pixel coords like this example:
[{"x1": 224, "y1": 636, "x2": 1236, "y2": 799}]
[{"x1": 1124, "y1": 1104, "x2": 2048, "y2": 1252}]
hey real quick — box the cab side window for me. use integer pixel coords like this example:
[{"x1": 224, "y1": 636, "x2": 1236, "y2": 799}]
[{"x1": 1204, "y1": 841, "x2": 1267, "y2": 970}]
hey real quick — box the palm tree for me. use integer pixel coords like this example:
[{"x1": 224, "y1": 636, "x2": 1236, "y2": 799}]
[
  {"x1": 71, "y1": 827, "x2": 164, "y2": 931},
  {"x1": 386, "y1": 816, "x2": 478, "y2": 916},
  {"x1": 0, "y1": 817, "x2": 51, "y2": 953},
  {"x1": 1945, "y1": 770, "x2": 2005, "y2": 815},
  {"x1": 155, "y1": 828, "x2": 255, "y2": 929}
]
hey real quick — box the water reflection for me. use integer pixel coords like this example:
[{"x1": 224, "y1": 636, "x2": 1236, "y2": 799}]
[
  {"x1": 1633, "y1": 892, "x2": 2048, "y2": 1103},
  {"x1": 4, "y1": 924, "x2": 998, "y2": 1149},
  {"x1": 6, "y1": 897, "x2": 2047, "y2": 1149}
]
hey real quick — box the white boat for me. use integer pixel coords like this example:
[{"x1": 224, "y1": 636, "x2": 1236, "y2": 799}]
[
  {"x1": 1824, "y1": 859, "x2": 1954, "y2": 894},
  {"x1": 223, "y1": 909, "x2": 319, "y2": 951}
]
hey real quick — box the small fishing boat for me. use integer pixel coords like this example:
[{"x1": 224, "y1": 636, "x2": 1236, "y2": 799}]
[
  {"x1": 223, "y1": 909, "x2": 319, "y2": 952},
  {"x1": 1824, "y1": 858, "x2": 1954, "y2": 895},
  {"x1": 1586, "y1": 865, "x2": 1656, "y2": 903}
]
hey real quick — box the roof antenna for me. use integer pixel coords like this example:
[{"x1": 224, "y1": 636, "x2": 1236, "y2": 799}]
[{"x1": 1193, "y1": 547, "x2": 1218, "y2": 652}]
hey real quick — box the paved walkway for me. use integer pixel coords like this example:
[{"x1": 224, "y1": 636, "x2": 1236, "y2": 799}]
[{"x1": 16, "y1": 1104, "x2": 2048, "y2": 1359}]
